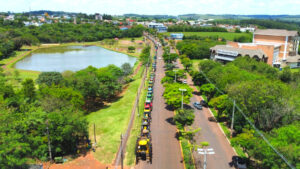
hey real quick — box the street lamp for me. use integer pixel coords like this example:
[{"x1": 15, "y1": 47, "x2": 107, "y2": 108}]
[
  {"x1": 179, "y1": 88, "x2": 187, "y2": 109},
  {"x1": 198, "y1": 148, "x2": 215, "y2": 169},
  {"x1": 173, "y1": 69, "x2": 178, "y2": 83}
]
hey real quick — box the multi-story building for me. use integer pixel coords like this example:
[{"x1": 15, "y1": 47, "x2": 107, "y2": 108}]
[
  {"x1": 210, "y1": 29, "x2": 300, "y2": 68},
  {"x1": 147, "y1": 22, "x2": 167, "y2": 33}
]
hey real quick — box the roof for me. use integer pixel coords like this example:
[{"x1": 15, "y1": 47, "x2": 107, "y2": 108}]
[
  {"x1": 254, "y1": 29, "x2": 298, "y2": 37},
  {"x1": 210, "y1": 45, "x2": 266, "y2": 59},
  {"x1": 139, "y1": 140, "x2": 148, "y2": 146}
]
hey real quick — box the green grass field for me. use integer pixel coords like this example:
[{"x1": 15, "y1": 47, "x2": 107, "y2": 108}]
[
  {"x1": 191, "y1": 59, "x2": 202, "y2": 71},
  {"x1": 124, "y1": 72, "x2": 148, "y2": 165},
  {"x1": 162, "y1": 32, "x2": 252, "y2": 41},
  {"x1": 86, "y1": 65, "x2": 145, "y2": 164}
]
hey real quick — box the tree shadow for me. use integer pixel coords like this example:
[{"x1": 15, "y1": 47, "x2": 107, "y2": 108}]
[
  {"x1": 183, "y1": 104, "x2": 193, "y2": 110},
  {"x1": 175, "y1": 131, "x2": 180, "y2": 140},
  {"x1": 165, "y1": 117, "x2": 176, "y2": 125},
  {"x1": 19, "y1": 49, "x2": 32, "y2": 51},
  {"x1": 192, "y1": 91, "x2": 201, "y2": 96},
  {"x1": 165, "y1": 104, "x2": 175, "y2": 111}
]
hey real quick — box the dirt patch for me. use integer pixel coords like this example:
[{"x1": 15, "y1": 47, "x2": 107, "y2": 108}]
[
  {"x1": 43, "y1": 153, "x2": 109, "y2": 169},
  {"x1": 120, "y1": 40, "x2": 133, "y2": 45}
]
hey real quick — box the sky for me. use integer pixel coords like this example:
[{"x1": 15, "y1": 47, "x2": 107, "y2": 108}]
[{"x1": 0, "y1": 0, "x2": 300, "y2": 15}]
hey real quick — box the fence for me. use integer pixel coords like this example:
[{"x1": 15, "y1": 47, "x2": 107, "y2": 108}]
[{"x1": 114, "y1": 63, "x2": 149, "y2": 169}]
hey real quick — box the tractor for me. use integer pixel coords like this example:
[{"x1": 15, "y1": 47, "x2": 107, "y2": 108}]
[
  {"x1": 141, "y1": 119, "x2": 151, "y2": 137},
  {"x1": 146, "y1": 93, "x2": 153, "y2": 101},
  {"x1": 144, "y1": 103, "x2": 151, "y2": 112},
  {"x1": 135, "y1": 137, "x2": 152, "y2": 164}
]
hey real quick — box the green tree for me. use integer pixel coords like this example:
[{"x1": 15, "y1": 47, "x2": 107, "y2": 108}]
[
  {"x1": 174, "y1": 109, "x2": 195, "y2": 128},
  {"x1": 200, "y1": 83, "x2": 217, "y2": 101},
  {"x1": 228, "y1": 80, "x2": 293, "y2": 131},
  {"x1": 209, "y1": 94, "x2": 230, "y2": 120},
  {"x1": 36, "y1": 72, "x2": 64, "y2": 86},
  {"x1": 21, "y1": 78, "x2": 36, "y2": 102},
  {"x1": 163, "y1": 83, "x2": 193, "y2": 109},
  {"x1": 127, "y1": 46, "x2": 135, "y2": 53},
  {"x1": 121, "y1": 62, "x2": 132, "y2": 76},
  {"x1": 280, "y1": 67, "x2": 292, "y2": 83}
]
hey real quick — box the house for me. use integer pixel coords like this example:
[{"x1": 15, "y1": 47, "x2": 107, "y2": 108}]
[
  {"x1": 147, "y1": 22, "x2": 167, "y2": 33},
  {"x1": 4, "y1": 15, "x2": 14, "y2": 21},
  {"x1": 210, "y1": 29, "x2": 300, "y2": 68},
  {"x1": 170, "y1": 33, "x2": 184, "y2": 40},
  {"x1": 119, "y1": 26, "x2": 130, "y2": 31},
  {"x1": 95, "y1": 13, "x2": 103, "y2": 21}
]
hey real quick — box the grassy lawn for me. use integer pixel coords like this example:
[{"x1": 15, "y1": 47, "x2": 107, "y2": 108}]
[
  {"x1": 162, "y1": 32, "x2": 252, "y2": 41},
  {"x1": 291, "y1": 68, "x2": 300, "y2": 73},
  {"x1": 191, "y1": 59, "x2": 202, "y2": 71},
  {"x1": 86, "y1": 65, "x2": 144, "y2": 164},
  {"x1": 124, "y1": 68, "x2": 149, "y2": 165},
  {"x1": 98, "y1": 38, "x2": 145, "y2": 58}
]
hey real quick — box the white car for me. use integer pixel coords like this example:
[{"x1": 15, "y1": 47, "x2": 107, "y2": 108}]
[{"x1": 183, "y1": 80, "x2": 187, "y2": 84}]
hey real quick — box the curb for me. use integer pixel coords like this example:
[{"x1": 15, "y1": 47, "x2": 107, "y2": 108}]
[{"x1": 199, "y1": 96, "x2": 238, "y2": 155}]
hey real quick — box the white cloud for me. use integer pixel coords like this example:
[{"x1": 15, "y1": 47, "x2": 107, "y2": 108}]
[{"x1": 0, "y1": 0, "x2": 299, "y2": 15}]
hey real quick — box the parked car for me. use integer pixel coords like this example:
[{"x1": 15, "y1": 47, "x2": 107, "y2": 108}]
[
  {"x1": 193, "y1": 102, "x2": 203, "y2": 110},
  {"x1": 229, "y1": 156, "x2": 247, "y2": 169},
  {"x1": 200, "y1": 100, "x2": 208, "y2": 107},
  {"x1": 183, "y1": 80, "x2": 187, "y2": 84}
]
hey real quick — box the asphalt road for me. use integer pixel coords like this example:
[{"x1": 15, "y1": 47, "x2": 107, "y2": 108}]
[
  {"x1": 136, "y1": 38, "x2": 184, "y2": 169},
  {"x1": 177, "y1": 59, "x2": 236, "y2": 169}
]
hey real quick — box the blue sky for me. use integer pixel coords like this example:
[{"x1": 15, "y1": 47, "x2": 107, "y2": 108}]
[{"x1": 1, "y1": 0, "x2": 300, "y2": 15}]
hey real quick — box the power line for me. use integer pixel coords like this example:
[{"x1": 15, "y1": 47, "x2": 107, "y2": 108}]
[{"x1": 199, "y1": 70, "x2": 296, "y2": 169}]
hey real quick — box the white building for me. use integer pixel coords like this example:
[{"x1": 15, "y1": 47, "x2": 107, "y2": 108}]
[
  {"x1": 240, "y1": 27, "x2": 256, "y2": 33},
  {"x1": 95, "y1": 13, "x2": 103, "y2": 21}
]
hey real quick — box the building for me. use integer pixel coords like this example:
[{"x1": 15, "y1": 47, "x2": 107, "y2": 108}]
[
  {"x1": 240, "y1": 27, "x2": 256, "y2": 33},
  {"x1": 147, "y1": 22, "x2": 167, "y2": 33},
  {"x1": 95, "y1": 13, "x2": 103, "y2": 21},
  {"x1": 210, "y1": 29, "x2": 300, "y2": 68},
  {"x1": 4, "y1": 15, "x2": 14, "y2": 21},
  {"x1": 170, "y1": 33, "x2": 184, "y2": 40}
]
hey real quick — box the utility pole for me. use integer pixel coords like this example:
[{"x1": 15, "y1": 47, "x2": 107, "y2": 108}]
[
  {"x1": 173, "y1": 69, "x2": 178, "y2": 83},
  {"x1": 179, "y1": 88, "x2": 187, "y2": 110},
  {"x1": 46, "y1": 120, "x2": 52, "y2": 162},
  {"x1": 198, "y1": 148, "x2": 215, "y2": 169},
  {"x1": 120, "y1": 134, "x2": 124, "y2": 169},
  {"x1": 230, "y1": 100, "x2": 236, "y2": 138}
]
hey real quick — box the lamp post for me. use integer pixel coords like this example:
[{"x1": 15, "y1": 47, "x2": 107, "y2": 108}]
[
  {"x1": 173, "y1": 69, "x2": 178, "y2": 83},
  {"x1": 179, "y1": 88, "x2": 187, "y2": 109},
  {"x1": 198, "y1": 148, "x2": 215, "y2": 169}
]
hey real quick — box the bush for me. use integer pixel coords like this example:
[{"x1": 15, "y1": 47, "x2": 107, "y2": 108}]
[{"x1": 36, "y1": 72, "x2": 64, "y2": 86}]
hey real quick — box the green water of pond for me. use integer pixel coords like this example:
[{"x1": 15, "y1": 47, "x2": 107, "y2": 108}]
[{"x1": 15, "y1": 46, "x2": 137, "y2": 72}]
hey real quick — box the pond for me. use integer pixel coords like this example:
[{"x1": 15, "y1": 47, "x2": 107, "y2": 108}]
[{"x1": 14, "y1": 46, "x2": 137, "y2": 72}]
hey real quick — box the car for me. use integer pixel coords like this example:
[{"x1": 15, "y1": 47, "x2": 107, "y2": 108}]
[
  {"x1": 200, "y1": 100, "x2": 208, "y2": 107},
  {"x1": 229, "y1": 156, "x2": 247, "y2": 169},
  {"x1": 193, "y1": 102, "x2": 203, "y2": 110},
  {"x1": 183, "y1": 80, "x2": 187, "y2": 84}
]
